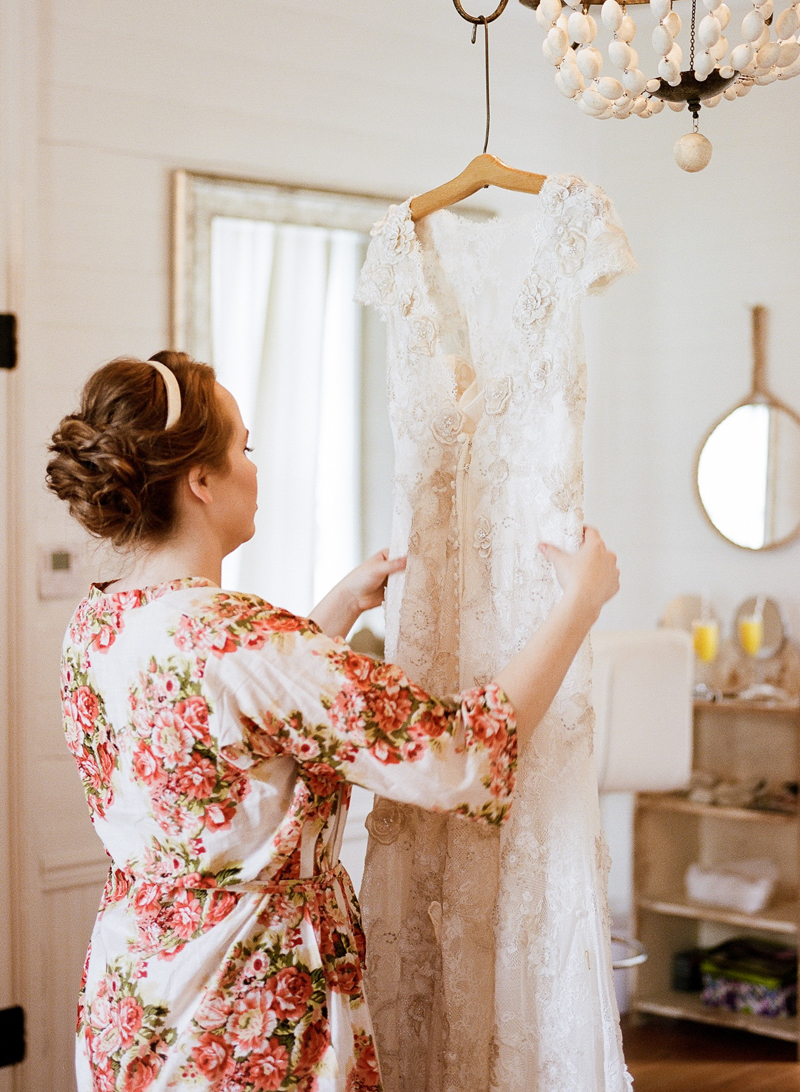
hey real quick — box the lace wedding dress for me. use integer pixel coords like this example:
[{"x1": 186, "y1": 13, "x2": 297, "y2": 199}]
[{"x1": 355, "y1": 175, "x2": 636, "y2": 1092}]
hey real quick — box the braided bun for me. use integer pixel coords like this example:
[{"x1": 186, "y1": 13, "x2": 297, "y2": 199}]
[{"x1": 46, "y1": 352, "x2": 233, "y2": 549}]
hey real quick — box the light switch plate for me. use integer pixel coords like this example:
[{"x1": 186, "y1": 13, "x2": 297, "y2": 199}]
[{"x1": 38, "y1": 545, "x2": 86, "y2": 600}]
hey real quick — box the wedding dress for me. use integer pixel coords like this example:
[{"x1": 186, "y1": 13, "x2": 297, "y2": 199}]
[{"x1": 355, "y1": 174, "x2": 636, "y2": 1092}]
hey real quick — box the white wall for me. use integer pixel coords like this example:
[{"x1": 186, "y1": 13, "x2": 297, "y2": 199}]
[
  {"x1": 4, "y1": 0, "x2": 800, "y2": 1086},
  {"x1": 582, "y1": 104, "x2": 800, "y2": 637}
]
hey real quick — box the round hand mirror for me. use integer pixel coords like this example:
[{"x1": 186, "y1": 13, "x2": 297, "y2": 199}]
[{"x1": 697, "y1": 307, "x2": 800, "y2": 551}]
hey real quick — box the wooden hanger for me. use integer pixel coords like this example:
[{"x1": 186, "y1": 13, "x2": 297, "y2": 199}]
[
  {"x1": 409, "y1": 4, "x2": 547, "y2": 222},
  {"x1": 410, "y1": 153, "x2": 547, "y2": 222}
]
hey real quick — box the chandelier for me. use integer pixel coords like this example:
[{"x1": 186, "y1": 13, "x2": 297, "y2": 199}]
[
  {"x1": 454, "y1": 0, "x2": 800, "y2": 171},
  {"x1": 521, "y1": 0, "x2": 800, "y2": 169}
]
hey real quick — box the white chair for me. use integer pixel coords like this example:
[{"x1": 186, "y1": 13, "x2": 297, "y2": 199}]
[
  {"x1": 592, "y1": 629, "x2": 694, "y2": 972},
  {"x1": 593, "y1": 629, "x2": 694, "y2": 795}
]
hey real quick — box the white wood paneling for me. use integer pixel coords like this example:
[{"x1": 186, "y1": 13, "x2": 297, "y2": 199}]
[
  {"x1": 41, "y1": 880, "x2": 104, "y2": 1092},
  {"x1": 35, "y1": 757, "x2": 104, "y2": 866}
]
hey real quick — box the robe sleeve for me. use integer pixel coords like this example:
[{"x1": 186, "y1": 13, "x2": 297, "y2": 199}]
[{"x1": 213, "y1": 618, "x2": 517, "y2": 828}]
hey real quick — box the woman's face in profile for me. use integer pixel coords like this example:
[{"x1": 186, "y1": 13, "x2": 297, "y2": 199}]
[{"x1": 208, "y1": 384, "x2": 258, "y2": 555}]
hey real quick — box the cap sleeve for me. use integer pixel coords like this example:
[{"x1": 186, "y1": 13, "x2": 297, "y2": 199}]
[
  {"x1": 572, "y1": 180, "x2": 637, "y2": 297},
  {"x1": 354, "y1": 201, "x2": 415, "y2": 318}
]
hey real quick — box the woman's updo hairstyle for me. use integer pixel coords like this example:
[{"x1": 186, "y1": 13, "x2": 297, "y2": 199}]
[{"x1": 46, "y1": 351, "x2": 234, "y2": 549}]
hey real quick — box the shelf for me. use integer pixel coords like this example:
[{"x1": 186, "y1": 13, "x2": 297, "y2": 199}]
[
  {"x1": 633, "y1": 696, "x2": 800, "y2": 1052},
  {"x1": 638, "y1": 894, "x2": 798, "y2": 935},
  {"x1": 634, "y1": 990, "x2": 798, "y2": 1042},
  {"x1": 638, "y1": 793, "x2": 797, "y2": 824},
  {"x1": 694, "y1": 699, "x2": 800, "y2": 713}
]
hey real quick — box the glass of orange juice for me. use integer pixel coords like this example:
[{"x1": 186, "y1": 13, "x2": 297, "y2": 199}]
[
  {"x1": 692, "y1": 619, "x2": 720, "y2": 664},
  {"x1": 738, "y1": 615, "x2": 764, "y2": 657}
]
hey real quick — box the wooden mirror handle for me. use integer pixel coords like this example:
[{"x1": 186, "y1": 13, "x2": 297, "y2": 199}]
[{"x1": 752, "y1": 304, "x2": 768, "y2": 396}]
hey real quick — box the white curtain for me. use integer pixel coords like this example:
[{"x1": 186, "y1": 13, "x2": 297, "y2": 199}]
[{"x1": 211, "y1": 216, "x2": 364, "y2": 615}]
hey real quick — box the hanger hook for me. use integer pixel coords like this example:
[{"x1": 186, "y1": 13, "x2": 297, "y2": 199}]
[
  {"x1": 452, "y1": 0, "x2": 509, "y2": 24},
  {"x1": 452, "y1": 1, "x2": 505, "y2": 156}
]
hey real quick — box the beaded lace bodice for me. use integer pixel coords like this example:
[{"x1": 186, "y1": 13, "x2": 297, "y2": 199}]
[{"x1": 356, "y1": 175, "x2": 636, "y2": 1092}]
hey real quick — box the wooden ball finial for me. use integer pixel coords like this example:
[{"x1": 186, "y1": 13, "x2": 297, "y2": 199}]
[{"x1": 674, "y1": 132, "x2": 713, "y2": 172}]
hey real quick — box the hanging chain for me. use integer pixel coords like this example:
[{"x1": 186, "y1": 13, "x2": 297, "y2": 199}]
[
  {"x1": 690, "y1": 0, "x2": 697, "y2": 69},
  {"x1": 690, "y1": 0, "x2": 701, "y2": 139}
]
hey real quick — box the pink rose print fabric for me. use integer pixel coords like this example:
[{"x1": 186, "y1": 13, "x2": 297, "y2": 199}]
[{"x1": 62, "y1": 577, "x2": 516, "y2": 1091}]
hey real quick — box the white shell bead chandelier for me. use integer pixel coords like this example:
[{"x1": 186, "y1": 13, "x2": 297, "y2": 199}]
[{"x1": 518, "y1": 0, "x2": 800, "y2": 170}]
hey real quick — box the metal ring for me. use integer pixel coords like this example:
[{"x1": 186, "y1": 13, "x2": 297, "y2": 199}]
[
  {"x1": 610, "y1": 935, "x2": 648, "y2": 970},
  {"x1": 452, "y1": 0, "x2": 510, "y2": 25}
]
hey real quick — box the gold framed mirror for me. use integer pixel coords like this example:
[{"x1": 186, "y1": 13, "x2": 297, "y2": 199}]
[{"x1": 696, "y1": 306, "x2": 800, "y2": 551}]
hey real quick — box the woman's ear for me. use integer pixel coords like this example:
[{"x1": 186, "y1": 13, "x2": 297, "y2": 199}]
[{"x1": 186, "y1": 465, "x2": 214, "y2": 506}]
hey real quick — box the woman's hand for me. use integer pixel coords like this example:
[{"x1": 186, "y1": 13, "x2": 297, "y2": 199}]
[
  {"x1": 309, "y1": 550, "x2": 407, "y2": 639},
  {"x1": 340, "y1": 549, "x2": 408, "y2": 613},
  {"x1": 538, "y1": 526, "x2": 619, "y2": 620}
]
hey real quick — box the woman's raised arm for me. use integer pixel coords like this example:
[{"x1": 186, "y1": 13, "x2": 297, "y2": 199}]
[{"x1": 496, "y1": 526, "x2": 619, "y2": 747}]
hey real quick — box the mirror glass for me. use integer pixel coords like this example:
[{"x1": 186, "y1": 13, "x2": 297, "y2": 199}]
[
  {"x1": 697, "y1": 402, "x2": 800, "y2": 550},
  {"x1": 173, "y1": 173, "x2": 394, "y2": 614}
]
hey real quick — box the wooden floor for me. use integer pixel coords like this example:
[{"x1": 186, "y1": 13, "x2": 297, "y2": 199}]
[{"x1": 623, "y1": 1015, "x2": 800, "y2": 1092}]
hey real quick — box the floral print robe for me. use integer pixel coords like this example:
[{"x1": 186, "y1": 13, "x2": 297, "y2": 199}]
[{"x1": 61, "y1": 577, "x2": 517, "y2": 1092}]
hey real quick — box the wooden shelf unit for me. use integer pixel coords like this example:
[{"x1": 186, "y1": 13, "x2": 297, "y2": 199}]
[
  {"x1": 693, "y1": 698, "x2": 800, "y2": 714},
  {"x1": 632, "y1": 699, "x2": 800, "y2": 1054},
  {"x1": 639, "y1": 792, "x2": 797, "y2": 826},
  {"x1": 636, "y1": 990, "x2": 799, "y2": 1043},
  {"x1": 638, "y1": 895, "x2": 798, "y2": 935}
]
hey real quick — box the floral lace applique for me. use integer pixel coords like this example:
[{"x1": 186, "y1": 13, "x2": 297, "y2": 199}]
[
  {"x1": 556, "y1": 229, "x2": 588, "y2": 276},
  {"x1": 484, "y1": 376, "x2": 513, "y2": 416},
  {"x1": 431, "y1": 401, "x2": 463, "y2": 445},
  {"x1": 513, "y1": 272, "x2": 556, "y2": 336}
]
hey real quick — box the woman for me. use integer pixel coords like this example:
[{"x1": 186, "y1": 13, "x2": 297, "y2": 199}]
[{"x1": 47, "y1": 351, "x2": 619, "y2": 1092}]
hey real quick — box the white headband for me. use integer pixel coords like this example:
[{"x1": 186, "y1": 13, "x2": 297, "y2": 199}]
[{"x1": 147, "y1": 360, "x2": 182, "y2": 429}]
